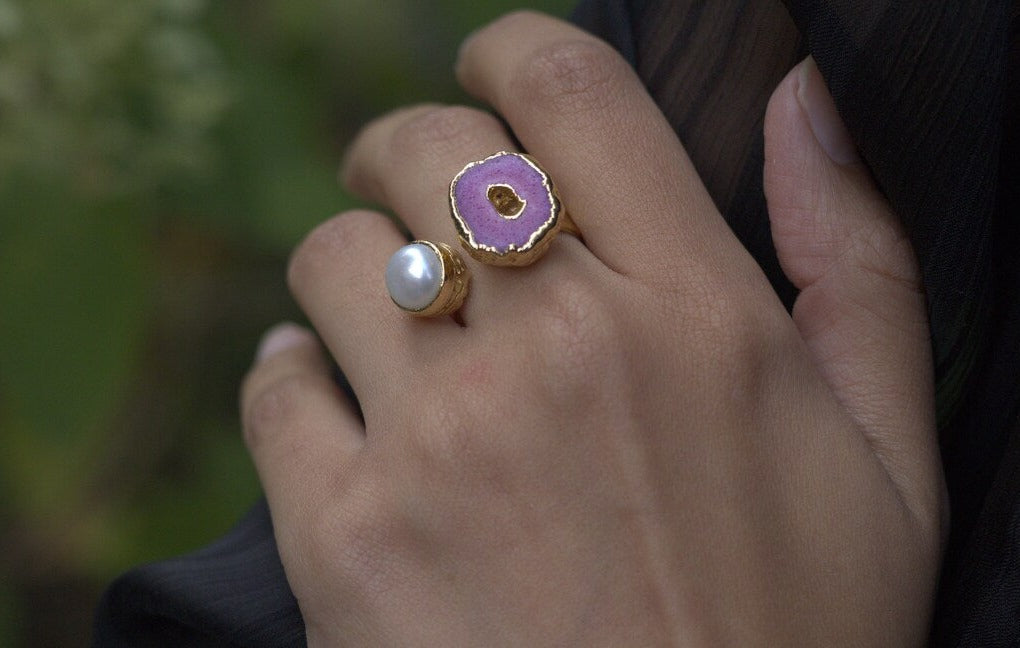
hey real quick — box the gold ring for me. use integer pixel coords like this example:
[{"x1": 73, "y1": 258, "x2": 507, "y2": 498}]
[
  {"x1": 449, "y1": 151, "x2": 579, "y2": 266},
  {"x1": 385, "y1": 241, "x2": 470, "y2": 317}
]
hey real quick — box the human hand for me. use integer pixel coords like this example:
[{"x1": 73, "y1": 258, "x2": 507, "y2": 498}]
[{"x1": 241, "y1": 11, "x2": 944, "y2": 646}]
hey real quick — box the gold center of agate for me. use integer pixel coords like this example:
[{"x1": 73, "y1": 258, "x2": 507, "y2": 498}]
[{"x1": 487, "y1": 184, "x2": 526, "y2": 219}]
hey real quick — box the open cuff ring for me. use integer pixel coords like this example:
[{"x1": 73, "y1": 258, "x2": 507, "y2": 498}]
[
  {"x1": 449, "y1": 151, "x2": 578, "y2": 267},
  {"x1": 386, "y1": 153, "x2": 576, "y2": 316},
  {"x1": 385, "y1": 241, "x2": 470, "y2": 317}
]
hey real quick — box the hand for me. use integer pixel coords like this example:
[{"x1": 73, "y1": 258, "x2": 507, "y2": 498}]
[{"x1": 241, "y1": 12, "x2": 944, "y2": 646}]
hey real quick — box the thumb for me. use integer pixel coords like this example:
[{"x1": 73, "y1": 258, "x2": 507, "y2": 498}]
[{"x1": 763, "y1": 57, "x2": 944, "y2": 535}]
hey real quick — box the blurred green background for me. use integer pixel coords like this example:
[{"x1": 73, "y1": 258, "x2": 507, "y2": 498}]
[{"x1": 0, "y1": 0, "x2": 573, "y2": 644}]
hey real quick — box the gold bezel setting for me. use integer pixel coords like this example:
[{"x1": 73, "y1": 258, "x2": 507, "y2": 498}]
[
  {"x1": 449, "y1": 152, "x2": 575, "y2": 267},
  {"x1": 387, "y1": 240, "x2": 470, "y2": 317}
]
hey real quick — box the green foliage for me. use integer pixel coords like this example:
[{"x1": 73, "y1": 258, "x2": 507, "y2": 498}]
[
  {"x1": 0, "y1": 0, "x2": 231, "y2": 197},
  {"x1": 0, "y1": 0, "x2": 574, "y2": 644}
]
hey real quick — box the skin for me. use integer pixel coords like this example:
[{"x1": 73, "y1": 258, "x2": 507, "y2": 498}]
[{"x1": 240, "y1": 12, "x2": 945, "y2": 647}]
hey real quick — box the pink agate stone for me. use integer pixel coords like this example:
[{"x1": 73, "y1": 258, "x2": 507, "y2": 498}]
[{"x1": 449, "y1": 152, "x2": 562, "y2": 266}]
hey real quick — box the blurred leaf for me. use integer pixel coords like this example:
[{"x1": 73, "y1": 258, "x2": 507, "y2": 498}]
[
  {"x1": 83, "y1": 423, "x2": 260, "y2": 574},
  {"x1": 0, "y1": 577, "x2": 19, "y2": 646},
  {"x1": 0, "y1": 0, "x2": 232, "y2": 198},
  {"x1": 0, "y1": 175, "x2": 149, "y2": 515},
  {"x1": 194, "y1": 57, "x2": 354, "y2": 251}
]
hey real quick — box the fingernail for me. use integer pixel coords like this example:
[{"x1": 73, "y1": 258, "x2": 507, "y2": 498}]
[
  {"x1": 255, "y1": 323, "x2": 313, "y2": 363},
  {"x1": 796, "y1": 57, "x2": 860, "y2": 165}
]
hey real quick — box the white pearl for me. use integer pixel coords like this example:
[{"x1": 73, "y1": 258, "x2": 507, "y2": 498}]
[{"x1": 386, "y1": 243, "x2": 443, "y2": 312}]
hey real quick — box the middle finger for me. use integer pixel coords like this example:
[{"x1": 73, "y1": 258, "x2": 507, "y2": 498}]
[{"x1": 342, "y1": 104, "x2": 518, "y2": 247}]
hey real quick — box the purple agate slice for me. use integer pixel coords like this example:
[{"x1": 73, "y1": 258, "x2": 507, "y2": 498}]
[{"x1": 450, "y1": 152, "x2": 557, "y2": 255}]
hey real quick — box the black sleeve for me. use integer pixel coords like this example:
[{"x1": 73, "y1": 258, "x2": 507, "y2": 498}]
[{"x1": 92, "y1": 500, "x2": 304, "y2": 647}]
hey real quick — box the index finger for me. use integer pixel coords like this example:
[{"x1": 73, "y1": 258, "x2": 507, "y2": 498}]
[{"x1": 455, "y1": 11, "x2": 748, "y2": 282}]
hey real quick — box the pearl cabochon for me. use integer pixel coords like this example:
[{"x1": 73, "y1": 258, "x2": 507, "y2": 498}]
[{"x1": 385, "y1": 242, "x2": 444, "y2": 312}]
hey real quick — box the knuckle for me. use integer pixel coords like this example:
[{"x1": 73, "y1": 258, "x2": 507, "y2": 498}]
[
  {"x1": 305, "y1": 478, "x2": 402, "y2": 599},
  {"x1": 343, "y1": 104, "x2": 438, "y2": 195},
  {"x1": 391, "y1": 105, "x2": 503, "y2": 164},
  {"x1": 463, "y1": 11, "x2": 547, "y2": 54},
  {"x1": 488, "y1": 9, "x2": 545, "y2": 31},
  {"x1": 670, "y1": 271, "x2": 789, "y2": 378},
  {"x1": 406, "y1": 384, "x2": 530, "y2": 488},
  {"x1": 692, "y1": 289, "x2": 791, "y2": 392},
  {"x1": 410, "y1": 396, "x2": 495, "y2": 474},
  {"x1": 532, "y1": 275, "x2": 624, "y2": 398},
  {"x1": 243, "y1": 371, "x2": 319, "y2": 449},
  {"x1": 511, "y1": 39, "x2": 627, "y2": 117},
  {"x1": 287, "y1": 211, "x2": 380, "y2": 293}
]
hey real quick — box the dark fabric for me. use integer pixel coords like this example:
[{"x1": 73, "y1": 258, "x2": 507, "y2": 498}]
[
  {"x1": 93, "y1": 500, "x2": 304, "y2": 647},
  {"x1": 95, "y1": 0, "x2": 1020, "y2": 645},
  {"x1": 935, "y1": 413, "x2": 1020, "y2": 646}
]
